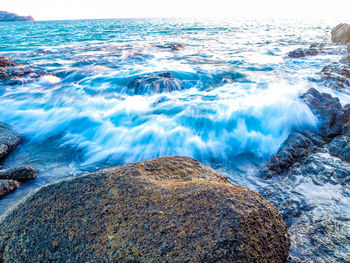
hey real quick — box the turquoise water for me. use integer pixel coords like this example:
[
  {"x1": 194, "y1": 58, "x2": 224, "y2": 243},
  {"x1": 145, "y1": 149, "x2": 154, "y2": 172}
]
[{"x1": 0, "y1": 18, "x2": 346, "y2": 214}]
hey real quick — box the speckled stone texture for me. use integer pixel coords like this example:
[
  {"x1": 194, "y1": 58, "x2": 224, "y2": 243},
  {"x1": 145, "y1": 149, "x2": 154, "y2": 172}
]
[
  {"x1": 0, "y1": 156, "x2": 290, "y2": 263},
  {"x1": 0, "y1": 122, "x2": 21, "y2": 162}
]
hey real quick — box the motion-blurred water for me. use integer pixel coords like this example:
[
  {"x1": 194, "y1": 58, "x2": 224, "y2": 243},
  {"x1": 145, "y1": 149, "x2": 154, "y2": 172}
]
[{"x1": 0, "y1": 18, "x2": 347, "y2": 214}]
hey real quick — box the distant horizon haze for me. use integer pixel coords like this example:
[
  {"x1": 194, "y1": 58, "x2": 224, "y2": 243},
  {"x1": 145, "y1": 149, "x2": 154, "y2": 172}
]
[{"x1": 1, "y1": 0, "x2": 350, "y2": 21}]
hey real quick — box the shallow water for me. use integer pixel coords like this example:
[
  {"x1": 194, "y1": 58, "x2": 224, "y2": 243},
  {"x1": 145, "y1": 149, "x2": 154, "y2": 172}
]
[{"x1": 0, "y1": 18, "x2": 349, "y2": 215}]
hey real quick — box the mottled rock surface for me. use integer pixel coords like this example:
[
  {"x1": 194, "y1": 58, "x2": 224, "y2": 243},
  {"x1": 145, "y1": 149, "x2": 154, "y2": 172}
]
[
  {"x1": 128, "y1": 72, "x2": 182, "y2": 95},
  {"x1": 0, "y1": 180, "x2": 20, "y2": 199},
  {"x1": 331, "y1": 23, "x2": 350, "y2": 44},
  {"x1": 260, "y1": 88, "x2": 350, "y2": 262},
  {"x1": 0, "y1": 122, "x2": 21, "y2": 162},
  {"x1": 0, "y1": 167, "x2": 36, "y2": 181},
  {"x1": 0, "y1": 156, "x2": 290, "y2": 263}
]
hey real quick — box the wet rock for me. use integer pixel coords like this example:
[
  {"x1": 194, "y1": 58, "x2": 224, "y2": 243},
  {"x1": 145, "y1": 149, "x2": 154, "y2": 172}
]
[
  {"x1": 327, "y1": 135, "x2": 350, "y2": 161},
  {"x1": 260, "y1": 88, "x2": 350, "y2": 262},
  {"x1": 288, "y1": 47, "x2": 318, "y2": 58},
  {"x1": 0, "y1": 55, "x2": 45, "y2": 85},
  {"x1": 331, "y1": 23, "x2": 350, "y2": 44},
  {"x1": 321, "y1": 62, "x2": 350, "y2": 90},
  {"x1": 0, "y1": 180, "x2": 20, "y2": 199},
  {"x1": 0, "y1": 166, "x2": 36, "y2": 181},
  {"x1": 0, "y1": 156, "x2": 290, "y2": 263},
  {"x1": 260, "y1": 131, "x2": 323, "y2": 178},
  {"x1": 127, "y1": 72, "x2": 182, "y2": 95},
  {"x1": 300, "y1": 88, "x2": 345, "y2": 138},
  {"x1": 0, "y1": 122, "x2": 22, "y2": 162}
]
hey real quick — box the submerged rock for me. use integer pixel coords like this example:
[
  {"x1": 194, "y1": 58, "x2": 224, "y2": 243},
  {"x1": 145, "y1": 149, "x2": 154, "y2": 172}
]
[
  {"x1": 0, "y1": 156, "x2": 290, "y2": 262},
  {"x1": 0, "y1": 166, "x2": 36, "y2": 181},
  {"x1": 331, "y1": 23, "x2": 350, "y2": 44},
  {"x1": 127, "y1": 72, "x2": 182, "y2": 95},
  {"x1": 0, "y1": 55, "x2": 45, "y2": 85}
]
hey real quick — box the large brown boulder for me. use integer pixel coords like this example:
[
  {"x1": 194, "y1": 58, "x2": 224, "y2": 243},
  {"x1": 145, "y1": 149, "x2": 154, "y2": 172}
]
[
  {"x1": 331, "y1": 23, "x2": 350, "y2": 44},
  {"x1": 0, "y1": 156, "x2": 290, "y2": 262}
]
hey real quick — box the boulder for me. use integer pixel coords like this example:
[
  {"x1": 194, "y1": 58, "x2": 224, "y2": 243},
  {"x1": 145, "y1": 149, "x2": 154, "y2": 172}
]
[
  {"x1": 0, "y1": 156, "x2": 290, "y2": 263},
  {"x1": 127, "y1": 72, "x2": 182, "y2": 95},
  {"x1": 0, "y1": 166, "x2": 36, "y2": 181},
  {"x1": 331, "y1": 23, "x2": 350, "y2": 44},
  {"x1": 0, "y1": 122, "x2": 21, "y2": 162}
]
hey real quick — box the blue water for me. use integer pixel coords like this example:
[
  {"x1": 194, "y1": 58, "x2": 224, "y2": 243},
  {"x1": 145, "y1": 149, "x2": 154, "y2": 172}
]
[{"x1": 0, "y1": 18, "x2": 347, "y2": 214}]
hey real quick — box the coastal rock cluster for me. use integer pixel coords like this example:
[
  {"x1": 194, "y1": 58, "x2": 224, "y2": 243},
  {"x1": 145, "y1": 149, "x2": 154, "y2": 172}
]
[
  {"x1": 0, "y1": 11, "x2": 34, "y2": 22},
  {"x1": 0, "y1": 56, "x2": 45, "y2": 85},
  {"x1": 0, "y1": 157, "x2": 290, "y2": 262},
  {"x1": 260, "y1": 23, "x2": 350, "y2": 262},
  {"x1": 0, "y1": 123, "x2": 36, "y2": 198}
]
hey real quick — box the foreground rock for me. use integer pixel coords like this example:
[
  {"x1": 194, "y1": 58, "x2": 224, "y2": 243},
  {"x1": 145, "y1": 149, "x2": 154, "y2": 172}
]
[
  {"x1": 260, "y1": 88, "x2": 350, "y2": 262},
  {"x1": 331, "y1": 23, "x2": 350, "y2": 44},
  {"x1": 0, "y1": 180, "x2": 20, "y2": 199},
  {"x1": 0, "y1": 156, "x2": 290, "y2": 262},
  {"x1": 0, "y1": 11, "x2": 34, "y2": 22},
  {"x1": 127, "y1": 72, "x2": 182, "y2": 95}
]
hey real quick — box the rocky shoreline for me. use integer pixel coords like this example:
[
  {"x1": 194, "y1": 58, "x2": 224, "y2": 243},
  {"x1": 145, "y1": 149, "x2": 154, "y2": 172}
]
[{"x1": 0, "y1": 23, "x2": 350, "y2": 262}]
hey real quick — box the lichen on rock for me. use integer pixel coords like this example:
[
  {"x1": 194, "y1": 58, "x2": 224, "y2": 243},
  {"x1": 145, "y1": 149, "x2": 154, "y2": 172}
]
[{"x1": 0, "y1": 156, "x2": 290, "y2": 263}]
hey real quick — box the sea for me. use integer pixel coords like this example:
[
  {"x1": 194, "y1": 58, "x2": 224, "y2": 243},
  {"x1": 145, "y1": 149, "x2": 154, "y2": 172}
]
[{"x1": 0, "y1": 18, "x2": 349, "y2": 221}]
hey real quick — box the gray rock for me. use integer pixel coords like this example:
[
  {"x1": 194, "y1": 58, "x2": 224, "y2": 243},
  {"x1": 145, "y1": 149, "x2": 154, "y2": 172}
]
[
  {"x1": 331, "y1": 23, "x2": 350, "y2": 44},
  {"x1": 321, "y1": 62, "x2": 350, "y2": 90},
  {"x1": 0, "y1": 180, "x2": 20, "y2": 199},
  {"x1": 127, "y1": 72, "x2": 182, "y2": 95},
  {"x1": 327, "y1": 135, "x2": 350, "y2": 161},
  {"x1": 0, "y1": 156, "x2": 290, "y2": 263},
  {"x1": 0, "y1": 166, "x2": 36, "y2": 181},
  {"x1": 300, "y1": 88, "x2": 345, "y2": 138},
  {"x1": 288, "y1": 47, "x2": 319, "y2": 58},
  {"x1": 0, "y1": 122, "x2": 21, "y2": 162}
]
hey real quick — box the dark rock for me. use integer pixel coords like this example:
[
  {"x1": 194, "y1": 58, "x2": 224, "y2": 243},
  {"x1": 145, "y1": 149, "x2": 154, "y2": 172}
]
[
  {"x1": 0, "y1": 122, "x2": 21, "y2": 162},
  {"x1": 127, "y1": 72, "x2": 182, "y2": 95},
  {"x1": 0, "y1": 166, "x2": 36, "y2": 181},
  {"x1": 260, "y1": 131, "x2": 323, "y2": 178},
  {"x1": 0, "y1": 180, "x2": 20, "y2": 199},
  {"x1": 331, "y1": 23, "x2": 350, "y2": 44},
  {"x1": 288, "y1": 47, "x2": 318, "y2": 58},
  {"x1": 321, "y1": 62, "x2": 350, "y2": 90},
  {"x1": 0, "y1": 156, "x2": 290, "y2": 263},
  {"x1": 327, "y1": 135, "x2": 350, "y2": 161},
  {"x1": 0, "y1": 11, "x2": 34, "y2": 22},
  {"x1": 300, "y1": 88, "x2": 345, "y2": 138}
]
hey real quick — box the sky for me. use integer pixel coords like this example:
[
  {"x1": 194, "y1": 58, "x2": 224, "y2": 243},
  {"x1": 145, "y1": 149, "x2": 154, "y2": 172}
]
[{"x1": 1, "y1": 0, "x2": 350, "y2": 21}]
